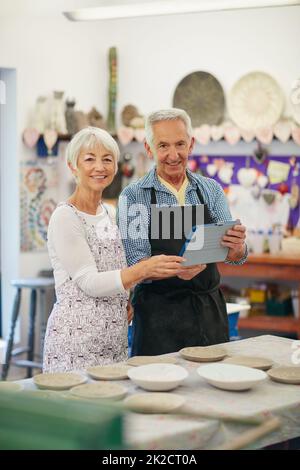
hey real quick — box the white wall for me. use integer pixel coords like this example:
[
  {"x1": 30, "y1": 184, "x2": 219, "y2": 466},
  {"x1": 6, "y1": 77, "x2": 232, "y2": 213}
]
[{"x1": 0, "y1": 1, "x2": 299, "y2": 338}]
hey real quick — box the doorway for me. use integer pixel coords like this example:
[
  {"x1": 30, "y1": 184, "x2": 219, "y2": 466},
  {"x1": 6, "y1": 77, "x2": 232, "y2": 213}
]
[{"x1": 0, "y1": 67, "x2": 19, "y2": 340}]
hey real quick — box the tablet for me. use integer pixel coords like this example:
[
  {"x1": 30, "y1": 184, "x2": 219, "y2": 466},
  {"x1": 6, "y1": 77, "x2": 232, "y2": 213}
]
[{"x1": 179, "y1": 220, "x2": 238, "y2": 266}]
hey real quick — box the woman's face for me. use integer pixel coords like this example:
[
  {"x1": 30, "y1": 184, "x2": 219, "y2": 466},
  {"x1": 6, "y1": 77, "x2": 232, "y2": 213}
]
[{"x1": 72, "y1": 142, "x2": 116, "y2": 192}]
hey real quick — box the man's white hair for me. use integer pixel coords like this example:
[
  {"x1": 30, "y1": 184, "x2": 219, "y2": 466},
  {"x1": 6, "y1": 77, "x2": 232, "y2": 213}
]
[
  {"x1": 66, "y1": 126, "x2": 120, "y2": 176},
  {"x1": 145, "y1": 108, "x2": 193, "y2": 148}
]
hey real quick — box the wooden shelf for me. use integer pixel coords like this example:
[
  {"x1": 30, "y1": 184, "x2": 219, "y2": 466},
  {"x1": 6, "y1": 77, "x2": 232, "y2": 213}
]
[
  {"x1": 238, "y1": 315, "x2": 299, "y2": 334},
  {"x1": 218, "y1": 253, "x2": 300, "y2": 338}
]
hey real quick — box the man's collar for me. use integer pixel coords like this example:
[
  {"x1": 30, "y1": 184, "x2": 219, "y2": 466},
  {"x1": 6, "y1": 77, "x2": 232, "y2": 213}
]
[{"x1": 140, "y1": 166, "x2": 199, "y2": 191}]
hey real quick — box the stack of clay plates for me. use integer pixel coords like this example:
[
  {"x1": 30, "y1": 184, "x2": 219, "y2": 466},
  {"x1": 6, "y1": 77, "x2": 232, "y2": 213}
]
[
  {"x1": 69, "y1": 382, "x2": 128, "y2": 401},
  {"x1": 33, "y1": 372, "x2": 87, "y2": 391},
  {"x1": 180, "y1": 346, "x2": 227, "y2": 362},
  {"x1": 223, "y1": 356, "x2": 273, "y2": 371},
  {"x1": 268, "y1": 367, "x2": 300, "y2": 384},
  {"x1": 127, "y1": 355, "x2": 177, "y2": 366},
  {"x1": 87, "y1": 364, "x2": 131, "y2": 380}
]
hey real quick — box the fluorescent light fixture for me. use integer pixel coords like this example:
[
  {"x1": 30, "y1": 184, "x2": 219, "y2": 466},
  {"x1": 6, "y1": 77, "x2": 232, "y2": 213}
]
[{"x1": 63, "y1": 0, "x2": 300, "y2": 21}]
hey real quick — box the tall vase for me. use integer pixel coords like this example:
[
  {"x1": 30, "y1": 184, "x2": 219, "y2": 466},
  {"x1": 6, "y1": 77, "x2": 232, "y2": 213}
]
[
  {"x1": 65, "y1": 98, "x2": 77, "y2": 136},
  {"x1": 50, "y1": 91, "x2": 67, "y2": 135},
  {"x1": 107, "y1": 47, "x2": 117, "y2": 134},
  {"x1": 33, "y1": 96, "x2": 48, "y2": 134}
]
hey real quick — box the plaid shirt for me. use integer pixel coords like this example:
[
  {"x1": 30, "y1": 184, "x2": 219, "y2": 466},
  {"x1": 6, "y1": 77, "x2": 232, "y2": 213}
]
[{"x1": 117, "y1": 167, "x2": 248, "y2": 267}]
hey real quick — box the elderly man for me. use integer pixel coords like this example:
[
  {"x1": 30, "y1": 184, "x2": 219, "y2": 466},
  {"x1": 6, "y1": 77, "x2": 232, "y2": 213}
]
[{"x1": 118, "y1": 108, "x2": 247, "y2": 356}]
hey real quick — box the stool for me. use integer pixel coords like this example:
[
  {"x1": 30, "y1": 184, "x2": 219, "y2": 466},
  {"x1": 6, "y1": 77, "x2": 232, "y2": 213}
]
[{"x1": 1, "y1": 277, "x2": 55, "y2": 380}]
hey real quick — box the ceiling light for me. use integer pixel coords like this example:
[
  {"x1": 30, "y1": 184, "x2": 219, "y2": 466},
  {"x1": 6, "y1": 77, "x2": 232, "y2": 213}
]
[{"x1": 63, "y1": 0, "x2": 300, "y2": 21}]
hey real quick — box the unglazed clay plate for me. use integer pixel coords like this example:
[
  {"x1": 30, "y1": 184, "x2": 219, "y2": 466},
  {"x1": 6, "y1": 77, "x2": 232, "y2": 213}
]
[
  {"x1": 127, "y1": 363, "x2": 188, "y2": 391},
  {"x1": 33, "y1": 372, "x2": 87, "y2": 391},
  {"x1": 267, "y1": 366, "x2": 300, "y2": 384},
  {"x1": 223, "y1": 356, "x2": 273, "y2": 371},
  {"x1": 87, "y1": 364, "x2": 132, "y2": 380},
  {"x1": 180, "y1": 346, "x2": 227, "y2": 362},
  {"x1": 127, "y1": 355, "x2": 177, "y2": 366},
  {"x1": 197, "y1": 363, "x2": 267, "y2": 391},
  {"x1": 123, "y1": 393, "x2": 186, "y2": 414},
  {"x1": 70, "y1": 382, "x2": 128, "y2": 401},
  {"x1": 0, "y1": 381, "x2": 23, "y2": 392}
]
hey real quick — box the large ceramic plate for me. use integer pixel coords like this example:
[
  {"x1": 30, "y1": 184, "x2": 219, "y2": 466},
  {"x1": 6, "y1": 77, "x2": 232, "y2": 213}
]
[
  {"x1": 223, "y1": 356, "x2": 273, "y2": 371},
  {"x1": 33, "y1": 372, "x2": 87, "y2": 391},
  {"x1": 267, "y1": 366, "x2": 300, "y2": 384},
  {"x1": 127, "y1": 363, "x2": 188, "y2": 391},
  {"x1": 173, "y1": 71, "x2": 225, "y2": 126},
  {"x1": 228, "y1": 71, "x2": 284, "y2": 130},
  {"x1": 197, "y1": 363, "x2": 267, "y2": 391},
  {"x1": 180, "y1": 346, "x2": 227, "y2": 362},
  {"x1": 87, "y1": 364, "x2": 132, "y2": 380},
  {"x1": 70, "y1": 382, "x2": 128, "y2": 401},
  {"x1": 124, "y1": 393, "x2": 185, "y2": 414},
  {"x1": 127, "y1": 355, "x2": 177, "y2": 366}
]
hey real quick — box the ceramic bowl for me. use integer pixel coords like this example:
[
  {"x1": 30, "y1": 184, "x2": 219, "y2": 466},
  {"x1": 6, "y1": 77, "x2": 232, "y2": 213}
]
[
  {"x1": 127, "y1": 363, "x2": 188, "y2": 391},
  {"x1": 197, "y1": 363, "x2": 267, "y2": 391}
]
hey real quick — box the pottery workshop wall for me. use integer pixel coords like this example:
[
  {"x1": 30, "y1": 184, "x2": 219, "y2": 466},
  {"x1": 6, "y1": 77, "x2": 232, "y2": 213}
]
[{"x1": 0, "y1": 1, "x2": 299, "y2": 338}]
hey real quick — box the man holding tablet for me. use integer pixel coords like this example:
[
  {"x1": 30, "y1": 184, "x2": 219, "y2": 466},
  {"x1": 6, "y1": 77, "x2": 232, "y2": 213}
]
[{"x1": 118, "y1": 108, "x2": 247, "y2": 356}]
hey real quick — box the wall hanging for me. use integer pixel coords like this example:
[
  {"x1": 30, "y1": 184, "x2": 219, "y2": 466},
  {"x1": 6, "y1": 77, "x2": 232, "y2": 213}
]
[
  {"x1": 173, "y1": 71, "x2": 225, "y2": 126},
  {"x1": 20, "y1": 162, "x2": 58, "y2": 252},
  {"x1": 228, "y1": 71, "x2": 284, "y2": 130}
]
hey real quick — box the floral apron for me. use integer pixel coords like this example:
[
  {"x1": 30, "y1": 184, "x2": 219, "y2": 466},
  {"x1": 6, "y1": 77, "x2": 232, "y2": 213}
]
[{"x1": 43, "y1": 203, "x2": 129, "y2": 372}]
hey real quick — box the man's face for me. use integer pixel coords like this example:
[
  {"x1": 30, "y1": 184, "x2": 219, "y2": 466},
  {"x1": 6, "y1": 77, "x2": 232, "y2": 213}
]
[{"x1": 145, "y1": 119, "x2": 194, "y2": 181}]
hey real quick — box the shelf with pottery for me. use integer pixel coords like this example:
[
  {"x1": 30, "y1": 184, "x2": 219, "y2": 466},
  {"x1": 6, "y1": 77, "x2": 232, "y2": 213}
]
[
  {"x1": 115, "y1": 124, "x2": 300, "y2": 147},
  {"x1": 218, "y1": 253, "x2": 300, "y2": 338}
]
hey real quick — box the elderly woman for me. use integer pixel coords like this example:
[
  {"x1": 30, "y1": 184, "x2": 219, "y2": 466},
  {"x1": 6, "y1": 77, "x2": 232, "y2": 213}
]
[{"x1": 43, "y1": 127, "x2": 183, "y2": 372}]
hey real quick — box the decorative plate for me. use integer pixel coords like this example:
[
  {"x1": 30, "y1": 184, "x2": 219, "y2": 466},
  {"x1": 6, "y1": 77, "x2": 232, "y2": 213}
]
[
  {"x1": 223, "y1": 356, "x2": 273, "y2": 371},
  {"x1": 180, "y1": 346, "x2": 227, "y2": 362},
  {"x1": 127, "y1": 355, "x2": 177, "y2": 366},
  {"x1": 124, "y1": 393, "x2": 185, "y2": 414},
  {"x1": 87, "y1": 364, "x2": 132, "y2": 381},
  {"x1": 173, "y1": 71, "x2": 225, "y2": 126},
  {"x1": 33, "y1": 372, "x2": 87, "y2": 391},
  {"x1": 268, "y1": 366, "x2": 300, "y2": 384},
  {"x1": 228, "y1": 71, "x2": 284, "y2": 130},
  {"x1": 69, "y1": 382, "x2": 128, "y2": 401}
]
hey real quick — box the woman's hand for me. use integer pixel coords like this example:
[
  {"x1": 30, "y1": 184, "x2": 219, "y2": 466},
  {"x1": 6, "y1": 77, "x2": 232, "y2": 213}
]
[
  {"x1": 142, "y1": 255, "x2": 185, "y2": 279},
  {"x1": 121, "y1": 255, "x2": 185, "y2": 289},
  {"x1": 221, "y1": 223, "x2": 247, "y2": 262},
  {"x1": 177, "y1": 264, "x2": 207, "y2": 280},
  {"x1": 127, "y1": 302, "x2": 134, "y2": 324}
]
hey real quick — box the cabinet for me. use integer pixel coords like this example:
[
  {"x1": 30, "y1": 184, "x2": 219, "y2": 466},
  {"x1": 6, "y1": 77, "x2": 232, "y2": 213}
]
[{"x1": 218, "y1": 254, "x2": 300, "y2": 338}]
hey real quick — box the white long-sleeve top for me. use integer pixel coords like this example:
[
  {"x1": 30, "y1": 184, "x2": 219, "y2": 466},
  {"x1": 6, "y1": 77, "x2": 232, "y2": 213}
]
[{"x1": 47, "y1": 203, "x2": 126, "y2": 298}]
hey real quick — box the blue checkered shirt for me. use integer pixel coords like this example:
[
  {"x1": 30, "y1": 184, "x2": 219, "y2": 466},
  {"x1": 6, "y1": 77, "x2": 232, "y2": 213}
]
[{"x1": 117, "y1": 167, "x2": 248, "y2": 267}]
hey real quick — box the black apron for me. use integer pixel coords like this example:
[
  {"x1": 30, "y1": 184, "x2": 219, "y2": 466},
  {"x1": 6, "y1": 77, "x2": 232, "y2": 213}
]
[{"x1": 131, "y1": 185, "x2": 229, "y2": 356}]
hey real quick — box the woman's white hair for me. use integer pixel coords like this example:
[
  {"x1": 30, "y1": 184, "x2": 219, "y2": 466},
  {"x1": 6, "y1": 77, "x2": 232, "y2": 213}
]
[
  {"x1": 145, "y1": 108, "x2": 193, "y2": 148},
  {"x1": 66, "y1": 126, "x2": 120, "y2": 176}
]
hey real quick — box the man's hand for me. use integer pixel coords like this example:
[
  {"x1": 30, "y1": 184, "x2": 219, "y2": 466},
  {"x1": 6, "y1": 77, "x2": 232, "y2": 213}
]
[
  {"x1": 221, "y1": 223, "x2": 247, "y2": 261},
  {"x1": 177, "y1": 264, "x2": 207, "y2": 281}
]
